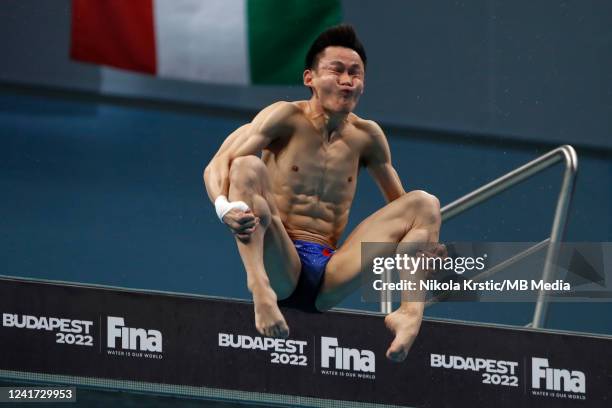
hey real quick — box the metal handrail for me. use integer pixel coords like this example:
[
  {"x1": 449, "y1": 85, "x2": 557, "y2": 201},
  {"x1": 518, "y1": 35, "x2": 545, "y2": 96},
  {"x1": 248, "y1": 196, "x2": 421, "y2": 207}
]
[
  {"x1": 440, "y1": 145, "x2": 577, "y2": 223},
  {"x1": 381, "y1": 145, "x2": 578, "y2": 329}
]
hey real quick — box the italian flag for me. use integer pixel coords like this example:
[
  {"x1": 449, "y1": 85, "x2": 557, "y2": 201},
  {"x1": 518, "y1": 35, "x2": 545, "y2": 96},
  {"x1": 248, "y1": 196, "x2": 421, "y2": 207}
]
[{"x1": 70, "y1": 0, "x2": 341, "y2": 85}]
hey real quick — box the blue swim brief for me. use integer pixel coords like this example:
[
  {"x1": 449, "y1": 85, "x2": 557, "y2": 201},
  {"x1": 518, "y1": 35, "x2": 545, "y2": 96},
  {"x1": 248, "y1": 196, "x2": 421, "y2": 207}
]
[{"x1": 277, "y1": 240, "x2": 335, "y2": 313}]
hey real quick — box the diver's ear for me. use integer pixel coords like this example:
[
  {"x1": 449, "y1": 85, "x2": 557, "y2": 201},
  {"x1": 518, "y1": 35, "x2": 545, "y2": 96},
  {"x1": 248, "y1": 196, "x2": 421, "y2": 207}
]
[{"x1": 303, "y1": 69, "x2": 313, "y2": 88}]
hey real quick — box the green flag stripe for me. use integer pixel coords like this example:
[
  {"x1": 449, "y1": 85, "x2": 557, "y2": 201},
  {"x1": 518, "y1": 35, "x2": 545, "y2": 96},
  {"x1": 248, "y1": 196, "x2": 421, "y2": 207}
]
[{"x1": 247, "y1": 0, "x2": 342, "y2": 85}]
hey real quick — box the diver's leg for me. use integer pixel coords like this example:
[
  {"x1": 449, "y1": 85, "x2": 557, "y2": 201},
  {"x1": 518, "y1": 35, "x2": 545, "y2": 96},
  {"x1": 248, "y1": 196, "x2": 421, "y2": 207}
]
[
  {"x1": 228, "y1": 156, "x2": 301, "y2": 338},
  {"x1": 318, "y1": 190, "x2": 441, "y2": 360}
]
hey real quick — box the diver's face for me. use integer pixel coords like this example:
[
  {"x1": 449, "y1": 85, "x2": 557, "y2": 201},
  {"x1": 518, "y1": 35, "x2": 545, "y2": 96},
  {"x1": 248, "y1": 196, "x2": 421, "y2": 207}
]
[{"x1": 304, "y1": 46, "x2": 365, "y2": 114}]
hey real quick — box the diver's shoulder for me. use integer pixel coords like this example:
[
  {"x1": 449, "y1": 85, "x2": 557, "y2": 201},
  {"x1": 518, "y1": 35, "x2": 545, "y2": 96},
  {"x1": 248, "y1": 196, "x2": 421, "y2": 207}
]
[
  {"x1": 263, "y1": 100, "x2": 303, "y2": 114},
  {"x1": 349, "y1": 115, "x2": 385, "y2": 137},
  {"x1": 288, "y1": 100, "x2": 311, "y2": 115},
  {"x1": 257, "y1": 101, "x2": 304, "y2": 123}
]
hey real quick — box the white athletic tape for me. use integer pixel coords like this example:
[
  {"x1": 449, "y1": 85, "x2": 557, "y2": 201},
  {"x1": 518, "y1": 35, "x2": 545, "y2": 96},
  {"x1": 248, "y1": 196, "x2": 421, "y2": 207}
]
[{"x1": 215, "y1": 195, "x2": 250, "y2": 223}]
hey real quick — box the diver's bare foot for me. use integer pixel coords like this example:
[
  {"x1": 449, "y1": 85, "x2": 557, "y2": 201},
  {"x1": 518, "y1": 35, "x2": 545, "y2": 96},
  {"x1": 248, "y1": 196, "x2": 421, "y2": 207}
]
[
  {"x1": 384, "y1": 307, "x2": 423, "y2": 362},
  {"x1": 252, "y1": 286, "x2": 289, "y2": 338}
]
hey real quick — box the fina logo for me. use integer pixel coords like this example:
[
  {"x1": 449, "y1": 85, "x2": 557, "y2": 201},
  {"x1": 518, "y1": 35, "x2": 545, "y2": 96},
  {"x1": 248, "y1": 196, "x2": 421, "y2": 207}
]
[
  {"x1": 532, "y1": 357, "x2": 585, "y2": 394},
  {"x1": 321, "y1": 336, "x2": 375, "y2": 373},
  {"x1": 107, "y1": 316, "x2": 162, "y2": 352}
]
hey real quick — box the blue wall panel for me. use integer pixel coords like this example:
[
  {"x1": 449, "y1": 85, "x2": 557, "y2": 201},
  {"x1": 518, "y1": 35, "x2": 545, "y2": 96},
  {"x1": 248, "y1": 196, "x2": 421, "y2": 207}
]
[{"x1": 1, "y1": 92, "x2": 610, "y2": 334}]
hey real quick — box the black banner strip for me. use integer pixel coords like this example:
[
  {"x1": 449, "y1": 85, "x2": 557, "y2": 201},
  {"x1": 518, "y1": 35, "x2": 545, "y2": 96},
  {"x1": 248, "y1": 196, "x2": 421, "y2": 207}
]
[{"x1": 0, "y1": 276, "x2": 610, "y2": 407}]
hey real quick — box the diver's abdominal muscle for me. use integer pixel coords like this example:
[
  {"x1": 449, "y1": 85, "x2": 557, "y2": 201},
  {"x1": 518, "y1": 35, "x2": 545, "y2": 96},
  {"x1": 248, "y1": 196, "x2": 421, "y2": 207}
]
[
  {"x1": 283, "y1": 215, "x2": 349, "y2": 247},
  {"x1": 277, "y1": 195, "x2": 351, "y2": 245}
]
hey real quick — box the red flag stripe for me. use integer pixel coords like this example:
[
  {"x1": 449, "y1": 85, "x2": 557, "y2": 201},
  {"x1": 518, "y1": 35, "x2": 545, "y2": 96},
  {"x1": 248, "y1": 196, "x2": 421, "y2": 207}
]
[{"x1": 70, "y1": 0, "x2": 156, "y2": 74}]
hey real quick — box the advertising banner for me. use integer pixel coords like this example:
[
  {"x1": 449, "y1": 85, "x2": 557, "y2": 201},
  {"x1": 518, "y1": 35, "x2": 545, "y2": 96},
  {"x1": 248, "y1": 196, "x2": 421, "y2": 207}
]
[{"x1": 0, "y1": 277, "x2": 610, "y2": 407}]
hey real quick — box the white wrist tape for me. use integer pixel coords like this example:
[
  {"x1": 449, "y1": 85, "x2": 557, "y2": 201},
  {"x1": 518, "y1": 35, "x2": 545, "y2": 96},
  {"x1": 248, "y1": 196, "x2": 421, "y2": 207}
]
[{"x1": 214, "y1": 195, "x2": 250, "y2": 222}]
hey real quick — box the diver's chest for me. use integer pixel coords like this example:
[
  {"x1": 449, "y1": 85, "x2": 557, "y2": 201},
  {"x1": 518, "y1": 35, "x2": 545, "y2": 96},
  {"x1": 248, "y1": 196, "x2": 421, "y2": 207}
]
[{"x1": 288, "y1": 136, "x2": 359, "y2": 169}]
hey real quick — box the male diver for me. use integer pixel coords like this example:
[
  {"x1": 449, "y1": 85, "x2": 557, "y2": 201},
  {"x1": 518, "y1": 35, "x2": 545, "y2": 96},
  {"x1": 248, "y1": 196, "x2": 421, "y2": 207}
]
[{"x1": 204, "y1": 25, "x2": 442, "y2": 362}]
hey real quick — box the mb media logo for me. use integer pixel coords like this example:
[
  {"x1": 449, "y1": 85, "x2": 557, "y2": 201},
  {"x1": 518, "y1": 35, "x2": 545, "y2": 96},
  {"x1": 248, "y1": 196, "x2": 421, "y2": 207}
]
[
  {"x1": 531, "y1": 357, "x2": 586, "y2": 400},
  {"x1": 320, "y1": 337, "x2": 375, "y2": 380},
  {"x1": 106, "y1": 316, "x2": 163, "y2": 359}
]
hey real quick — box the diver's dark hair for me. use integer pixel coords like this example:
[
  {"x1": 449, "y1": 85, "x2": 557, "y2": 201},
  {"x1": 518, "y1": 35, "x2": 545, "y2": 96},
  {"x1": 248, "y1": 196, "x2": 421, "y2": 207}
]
[{"x1": 304, "y1": 24, "x2": 367, "y2": 70}]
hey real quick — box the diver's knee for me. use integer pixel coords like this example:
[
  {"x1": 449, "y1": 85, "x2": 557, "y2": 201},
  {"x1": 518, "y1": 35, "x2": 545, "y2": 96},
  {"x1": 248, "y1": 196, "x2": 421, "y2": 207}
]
[
  {"x1": 403, "y1": 190, "x2": 441, "y2": 225},
  {"x1": 403, "y1": 190, "x2": 439, "y2": 208},
  {"x1": 229, "y1": 155, "x2": 266, "y2": 186}
]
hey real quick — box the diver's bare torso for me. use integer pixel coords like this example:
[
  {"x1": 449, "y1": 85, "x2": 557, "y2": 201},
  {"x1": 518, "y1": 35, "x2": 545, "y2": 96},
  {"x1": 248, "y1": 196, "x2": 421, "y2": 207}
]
[{"x1": 262, "y1": 100, "x2": 373, "y2": 248}]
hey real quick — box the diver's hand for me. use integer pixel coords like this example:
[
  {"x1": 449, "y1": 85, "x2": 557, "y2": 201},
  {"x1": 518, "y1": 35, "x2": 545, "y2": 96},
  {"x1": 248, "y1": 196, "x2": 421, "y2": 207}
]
[
  {"x1": 418, "y1": 243, "x2": 448, "y2": 276},
  {"x1": 223, "y1": 208, "x2": 260, "y2": 243}
]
